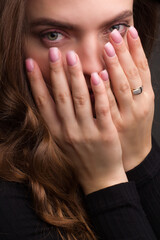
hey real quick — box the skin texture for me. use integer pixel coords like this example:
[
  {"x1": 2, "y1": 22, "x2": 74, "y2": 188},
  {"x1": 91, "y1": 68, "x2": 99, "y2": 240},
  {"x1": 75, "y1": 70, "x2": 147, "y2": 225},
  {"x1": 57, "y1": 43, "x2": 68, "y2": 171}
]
[
  {"x1": 25, "y1": 0, "x2": 154, "y2": 194},
  {"x1": 25, "y1": 0, "x2": 133, "y2": 84}
]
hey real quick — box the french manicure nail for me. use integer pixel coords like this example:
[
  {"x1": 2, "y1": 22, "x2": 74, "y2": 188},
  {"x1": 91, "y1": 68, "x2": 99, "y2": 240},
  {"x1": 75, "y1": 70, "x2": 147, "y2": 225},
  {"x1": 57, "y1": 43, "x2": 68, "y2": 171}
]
[
  {"x1": 25, "y1": 59, "x2": 34, "y2": 72},
  {"x1": 66, "y1": 51, "x2": 77, "y2": 66},
  {"x1": 49, "y1": 47, "x2": 60, "y2": 62},
  {"x1": 100, "y1": 70, "x2": 109, "y2": 81},
  {"x1": 129, "y1": 26, "x2": 138, "y2": 39},
  {"x1": 104, "y1": 42, "x2": 116, "y2": 57},
  {"x1": 111, "y1": 29, "x2": 123, "y2": 44},
  {"x1": 91, "y1": 72, "x2": 100, "y2": 85}
]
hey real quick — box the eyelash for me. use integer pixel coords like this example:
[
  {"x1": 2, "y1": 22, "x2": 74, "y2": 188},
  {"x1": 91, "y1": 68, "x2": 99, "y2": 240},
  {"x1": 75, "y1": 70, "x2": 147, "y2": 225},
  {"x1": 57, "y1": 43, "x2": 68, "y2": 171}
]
[
  {"x1": 110, "y1": 23, "x2": 130, "y2": 32},
  {"x1": 40, "y1": 23, "x2": 130, "y2": 45},
  {"x1": 40, "y1": 30, "x2": 67, "y2": 45}
]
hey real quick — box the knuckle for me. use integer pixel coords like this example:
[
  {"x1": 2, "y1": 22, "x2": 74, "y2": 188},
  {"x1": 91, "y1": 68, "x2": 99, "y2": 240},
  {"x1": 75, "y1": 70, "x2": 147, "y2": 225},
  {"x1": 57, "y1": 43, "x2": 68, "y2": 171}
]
[
  {"x1": 146, "y1": 89, "x2": 155, "y2": 103},
  {"x1": 107, "y1": 57, "x2": 119, "y2": 69},
  {"x1": 36, "y1": 95, "x2": 48, "y2": 108},
  {"x1": 126, "y1": 67, "x2": 139, "y2": 79},
  {"x1": 141, "y1": 93, "x2": 155, "y2": 117},
  {"x1": 96, "y1": 105, "x2": 110, "y2": 118},
  {"x1": 83, "y1": 133, "x2": 95, "y2": 144},
  {"x1": 119, "y1": 82, "x2": 130, "y2": 94},
  {"x1": 55, "y1": 92, "x2": 70, "y2": 104},
  {"x1": 69, "y1": 65, "x2": 82, "y2": 78},
  {"x1": 137, "y1": 57, "x2": 149, "y2": 71},
  {"x1": 116, "y1": 44, "x2": 126, "y2": 54},
  {"x1": 73, "y1": 93, "x2": 88, "y2": 106},
  {"x1": 115, "y1": 120, "x2": 124, "y2": 132},
  {"x1": 50, "y1": 62, "x2": 62, "y2": 73},
  {"x1": 101, "y1": 131, "x2": 117, "y2": 143},
  {"x1": 94, "y1": 86, "x2": 106, "y2": 95},
  {"x1": 139, "y1": 106, "x2": 150, "y2": 119},
  {"x1": 108, "y1": 97, "x2": 116, "y2": 109},
  {"x1": 63, "y1": 130, "x2": 78, "y2": 145}
]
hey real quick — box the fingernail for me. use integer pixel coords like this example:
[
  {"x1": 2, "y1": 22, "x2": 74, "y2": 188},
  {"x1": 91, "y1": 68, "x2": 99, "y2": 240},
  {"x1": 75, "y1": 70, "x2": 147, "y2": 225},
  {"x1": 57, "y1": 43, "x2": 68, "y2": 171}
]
[
  {"x1": 49, "y1": 47, "x2": 60, "y2": 62},
  {"x1": 66, "y1": 51, "x2": 77, "y2": 66},
  {"x1": 111, "y1": 29, "x2": 123, "y2": 44},
  {"x1": 104, "y1": 42, "x2": 116, "y2": 57},
  {"x1": 25, "y1": 58, "x2": 34, "y2": 72},
  {"x1": 129, "y1": 26, "x2": 138, "y2": 39},
  {"x1": 91, "y1": 72, "x2": 100, "y2": 85},
  {"x1": 100, "y1": 70, "x2": 109, "y2": 81}
]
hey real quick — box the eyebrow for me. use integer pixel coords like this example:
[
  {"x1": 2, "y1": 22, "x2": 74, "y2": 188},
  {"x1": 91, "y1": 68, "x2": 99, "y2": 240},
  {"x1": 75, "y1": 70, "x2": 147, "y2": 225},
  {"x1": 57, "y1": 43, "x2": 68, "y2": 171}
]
[{"x1": 29, "y1": 10, "x2": 133, "y2": 31}]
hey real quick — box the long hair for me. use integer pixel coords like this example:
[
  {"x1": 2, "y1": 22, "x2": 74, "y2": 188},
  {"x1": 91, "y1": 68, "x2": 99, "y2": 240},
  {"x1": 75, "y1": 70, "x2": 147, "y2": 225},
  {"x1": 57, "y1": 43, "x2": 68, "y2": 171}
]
[
  {"x1": 0, "y1": 0, "x2": 158, "y2": 239},
  {"x1": 134, "y1": 0, "x2": 159, "y2": 58}
]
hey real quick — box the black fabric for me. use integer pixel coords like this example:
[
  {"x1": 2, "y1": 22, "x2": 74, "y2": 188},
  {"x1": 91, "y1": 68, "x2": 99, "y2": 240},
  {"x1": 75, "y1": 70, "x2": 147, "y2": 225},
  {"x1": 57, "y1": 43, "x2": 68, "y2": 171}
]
[
  {"x1": 0, "y1": 182, "x2": 61, "y2": 240},
  {"x1": 0, "y1": 139, "x2": 160, "y2": 239}
]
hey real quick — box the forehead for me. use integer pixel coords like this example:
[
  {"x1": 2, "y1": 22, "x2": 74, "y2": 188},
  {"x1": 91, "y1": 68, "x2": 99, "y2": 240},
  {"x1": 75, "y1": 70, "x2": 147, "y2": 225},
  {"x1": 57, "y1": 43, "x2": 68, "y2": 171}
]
[{"x1": 26, "y1": 0, "x2": 133, "y2": 28}]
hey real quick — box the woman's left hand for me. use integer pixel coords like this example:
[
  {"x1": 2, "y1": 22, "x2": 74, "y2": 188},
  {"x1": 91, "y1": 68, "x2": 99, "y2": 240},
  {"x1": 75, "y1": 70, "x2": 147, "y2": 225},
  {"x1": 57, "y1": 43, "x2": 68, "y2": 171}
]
[{"x1": 101, "y1": 27, "x2": 154, "y2": 171}]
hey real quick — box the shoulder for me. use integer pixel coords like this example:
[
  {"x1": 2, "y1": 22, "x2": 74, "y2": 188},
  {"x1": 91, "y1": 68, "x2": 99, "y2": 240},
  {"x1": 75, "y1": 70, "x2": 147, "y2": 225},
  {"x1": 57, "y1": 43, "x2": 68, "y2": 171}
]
[
  {"x1": 0, "y1": 180, "x2": 29, "y2": 198},
  {"x1": 0, "y1": 180, "x2": 60, "y2": 240}
]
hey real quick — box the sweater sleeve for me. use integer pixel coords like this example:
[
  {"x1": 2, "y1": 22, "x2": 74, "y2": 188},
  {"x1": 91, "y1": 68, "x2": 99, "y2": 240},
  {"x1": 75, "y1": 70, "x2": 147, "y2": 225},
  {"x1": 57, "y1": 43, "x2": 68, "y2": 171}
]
[
  {"x1": 85, "y1": 182, "x2": 157, "y2": 240},
  {"x1": 126, "y1": 138, "x2": 160, "y2": 238}
]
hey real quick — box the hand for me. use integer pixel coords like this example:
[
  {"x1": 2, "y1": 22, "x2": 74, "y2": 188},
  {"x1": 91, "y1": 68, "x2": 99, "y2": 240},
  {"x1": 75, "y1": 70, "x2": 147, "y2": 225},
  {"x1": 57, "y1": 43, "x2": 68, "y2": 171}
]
[
  {"x1": 25, "y1": 49, "x2": 128, "y2": 194},
  {"x1": 101, "y1": 27, "x2": 154, "y2": 171}
]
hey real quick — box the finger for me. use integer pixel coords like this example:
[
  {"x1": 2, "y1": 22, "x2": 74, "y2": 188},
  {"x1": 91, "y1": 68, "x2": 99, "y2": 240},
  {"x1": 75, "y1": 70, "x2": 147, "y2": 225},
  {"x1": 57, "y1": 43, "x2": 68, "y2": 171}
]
[
  {"x1": 66, "y1": 51, "x2": 94, "y2": 127},
  {"x1": 91, "y1": 72, "x2": 114, "y2": 131},
  {"x1": 49, "y1": 47, "x2": 76, "y2": 128},
  {"x1": 127, "y1": 26, "x2": 152, "y2": 92},
  {"x1": 25, "y1": 58, "x2": 61, "y2": 136},
  {"x1": 103, "y1": 42, "x2": 132, "y2": 113},
  {"x1": 110, "y1": 29, "x2": 142, "y2": 92},
  {"x1": 99, "y1": 70, "x2": 121, "y2": 123}
]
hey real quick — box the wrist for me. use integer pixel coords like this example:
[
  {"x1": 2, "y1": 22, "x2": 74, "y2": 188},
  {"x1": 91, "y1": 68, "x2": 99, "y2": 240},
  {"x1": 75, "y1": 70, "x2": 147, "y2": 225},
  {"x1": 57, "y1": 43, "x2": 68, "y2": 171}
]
[
  {"x1": 123, "y1": 144, "x2": 152, "y2": 172},
  {"x1": 82, "y1": 168, "x2": 128, "y2": 195}
]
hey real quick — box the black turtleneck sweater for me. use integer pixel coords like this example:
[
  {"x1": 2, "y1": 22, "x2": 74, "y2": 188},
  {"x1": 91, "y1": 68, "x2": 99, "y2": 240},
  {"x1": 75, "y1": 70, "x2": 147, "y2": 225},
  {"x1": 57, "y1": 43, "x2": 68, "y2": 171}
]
[{"x1": 0, "y1": 138, "x2": 160, "y2": 240}]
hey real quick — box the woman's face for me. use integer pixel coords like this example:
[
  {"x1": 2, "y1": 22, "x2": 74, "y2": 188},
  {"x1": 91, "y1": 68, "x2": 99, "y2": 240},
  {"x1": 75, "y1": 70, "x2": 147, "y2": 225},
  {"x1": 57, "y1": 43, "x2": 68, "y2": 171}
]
[{"x1": 25, "y1": 0, "x2": 133, "y2": 86}]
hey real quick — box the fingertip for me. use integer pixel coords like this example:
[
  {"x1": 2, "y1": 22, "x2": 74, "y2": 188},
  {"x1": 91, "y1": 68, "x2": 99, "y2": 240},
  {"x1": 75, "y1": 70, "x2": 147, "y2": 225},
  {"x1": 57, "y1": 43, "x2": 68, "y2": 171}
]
[
  {"x1": 49, "y1": 47, "x2": 60, "y2": 63},
  {"x1": 91, "y1": 72, "x2": 101, "y2": 86},
  {"x1": 104, "y1": 42, "x2": 116, "y2": 57},
  {"x1": 127, "y1": 26, "x2": 144, "y2": 54},
  {"x1": 100, "y1": 70, "x2": 109, "y2": 81},
  {"x1": 25, "y1": 58, "x2": 34, "y2": 72},
  {"x1": 128, "y1": 26, "x2": 139, "y2": 40},
  {"x1": 66, "y1": 51, "x2": 78, "y2": 66}
]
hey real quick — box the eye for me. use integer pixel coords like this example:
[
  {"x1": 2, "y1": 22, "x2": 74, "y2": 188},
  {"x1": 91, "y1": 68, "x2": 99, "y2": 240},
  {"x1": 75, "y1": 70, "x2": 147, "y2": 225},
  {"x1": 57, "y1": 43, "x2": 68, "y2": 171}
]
[
  {"x1": 41, "y1": 31, "x2": 65, "y2": 42},
  {"x1": 109, "y1": 23, "x2": 130, "y2": 34},
  {"x1": 102, "y1": 23, "x2": 130, "y2": 41}
]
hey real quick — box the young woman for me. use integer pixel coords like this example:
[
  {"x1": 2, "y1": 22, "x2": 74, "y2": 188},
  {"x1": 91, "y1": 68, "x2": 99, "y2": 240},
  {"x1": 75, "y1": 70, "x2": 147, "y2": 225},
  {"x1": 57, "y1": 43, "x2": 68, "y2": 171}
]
[{"x1": 0, "y1": 0, "x2": 159, "y2": 239}]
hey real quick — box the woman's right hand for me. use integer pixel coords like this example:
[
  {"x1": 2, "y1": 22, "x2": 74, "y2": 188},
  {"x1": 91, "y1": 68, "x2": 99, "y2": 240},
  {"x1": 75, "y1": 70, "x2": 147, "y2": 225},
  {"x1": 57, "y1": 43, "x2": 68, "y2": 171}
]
[{"x1": 25, "y1": 48, "x2": 127, "y2": 194}]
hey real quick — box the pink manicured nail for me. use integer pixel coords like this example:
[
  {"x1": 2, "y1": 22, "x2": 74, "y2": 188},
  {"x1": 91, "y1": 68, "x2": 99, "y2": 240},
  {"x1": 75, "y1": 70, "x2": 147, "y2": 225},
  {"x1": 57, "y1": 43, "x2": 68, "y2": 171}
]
[
  {"x1": 129, "y1": 26, "x2": 138, "y2": 39},
  {"x1": 49, "y1": 47, "x2": 60, "y2": 62},
  {"x1": 111, "y1": 29, "x2": 123, "y2": 44},
  {"x1": 25, "y1": 59, "x2": 34, "y2": 72},
  {"x1": 100, "y1": 70, "x2": 109, "y2": 81},
  {"x1": 91, "y1": 72, "x2": 100, "y2": 85},
  {"x1": 104, "y1": 42, "x2": 116, "y2": 57},
  {"x1": 66, "y1": 51, "x2": 77, "y2": 66}
]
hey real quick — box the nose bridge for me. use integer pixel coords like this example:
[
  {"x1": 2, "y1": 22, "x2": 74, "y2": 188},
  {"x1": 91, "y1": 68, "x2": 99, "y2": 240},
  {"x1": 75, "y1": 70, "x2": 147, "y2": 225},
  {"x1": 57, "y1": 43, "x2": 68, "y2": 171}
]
[{"x1": 77, "y1": 34, "x2": 105, "y2": 75}]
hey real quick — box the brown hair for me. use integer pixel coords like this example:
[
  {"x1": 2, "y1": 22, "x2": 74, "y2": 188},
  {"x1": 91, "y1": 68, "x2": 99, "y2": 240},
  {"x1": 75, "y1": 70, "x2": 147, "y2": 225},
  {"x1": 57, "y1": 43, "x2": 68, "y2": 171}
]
[
  {"x1": 134, "y1": 0, "x2": 159, "y2": 58},
  {"x1": 0, "y1": 0, "x2": 158, "y2": 239}
]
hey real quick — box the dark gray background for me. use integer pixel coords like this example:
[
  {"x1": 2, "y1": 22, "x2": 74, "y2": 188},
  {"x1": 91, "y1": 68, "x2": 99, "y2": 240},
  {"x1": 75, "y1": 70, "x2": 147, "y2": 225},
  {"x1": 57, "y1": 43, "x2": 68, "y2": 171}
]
[{"x1": 150, "y1": 7, "x2": 160, "y2": 145}]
